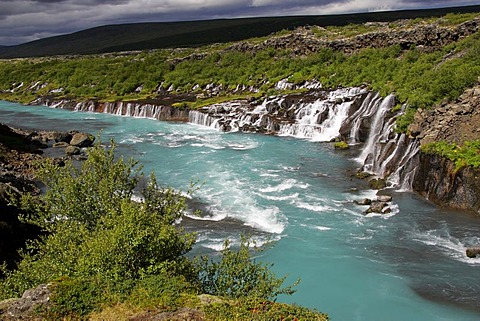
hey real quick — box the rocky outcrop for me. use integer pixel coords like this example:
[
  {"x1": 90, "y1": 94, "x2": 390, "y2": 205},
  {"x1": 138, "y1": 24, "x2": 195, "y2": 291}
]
[
  {"x1": 409, "y1": 84, "x2": 480, "y2": 145},
  {"x1": 355, "y1": 195, "x2": 393, "y2": 214},
  {"x1": 226, "y1": 18, "x2": 480, "y2": 55},
  {"x1": 409, "y1": 84, "x2": 480, "y2": 213},
  {"x1": 412, "y1": 153, "x2": 480, "y2": 213}
]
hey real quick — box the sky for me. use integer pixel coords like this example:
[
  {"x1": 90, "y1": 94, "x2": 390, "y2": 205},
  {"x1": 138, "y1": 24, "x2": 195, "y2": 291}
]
[{"x1": 1, "y1": 0, "x2": 480, "y2": 46}]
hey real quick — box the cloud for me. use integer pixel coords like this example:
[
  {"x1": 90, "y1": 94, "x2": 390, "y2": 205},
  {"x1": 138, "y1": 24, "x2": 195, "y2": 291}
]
[{"x1": 0, "y1": 0, "x2": 479, "y2": 45}]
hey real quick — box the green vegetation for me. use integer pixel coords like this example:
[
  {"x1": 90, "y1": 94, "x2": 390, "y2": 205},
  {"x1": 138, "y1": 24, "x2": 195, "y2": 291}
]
[
  {"x1": 333, "y1": 141, "x2": 349, "y2": 150},
  {"x1": 0, "y1": 141, "x2": 326, "y2": 320},
  {"x1": 197, "y1": 237, "x2": 298, "y2": 300},
  {"x1": 421, "y1": 140, "x2": 480, "y2": 170}
]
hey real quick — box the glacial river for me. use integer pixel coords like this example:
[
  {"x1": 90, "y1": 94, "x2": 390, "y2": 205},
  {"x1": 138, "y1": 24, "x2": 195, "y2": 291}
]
[{"x1": 1, "y1": 100, "x2": 479, "y2": 321}]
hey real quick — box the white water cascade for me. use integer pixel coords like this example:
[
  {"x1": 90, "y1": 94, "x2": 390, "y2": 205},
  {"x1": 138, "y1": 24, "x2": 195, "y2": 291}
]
[
  {"x1": 45, "y1": 85, "x2": 421, "y2": 191},
  {"x1": 355, "y1": 94, "x2": 396, "y2": 170},
  {"x1": 278, "y1": 98, "x2": 353, "y2": 141},
  {"x1": 277, "y1": 87, "x2": 366, "y2": 141},
  {"x1": 188, "y1": 87, "x2": 422, "y2": 190}
]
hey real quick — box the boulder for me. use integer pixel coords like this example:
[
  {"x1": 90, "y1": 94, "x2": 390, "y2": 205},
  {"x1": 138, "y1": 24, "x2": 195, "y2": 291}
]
[
  {"x1": 1, "y1": 284, "x2": 52, "y2": 320},
  {"x1": 354, "y1": 198, "x2": 372, "y2": 206},
  {"x1": 69, "y1": 132, "x2": 94, "y2": 147},
  {"x1": 466, "y1": 247, "x2": 480, "y2": 258},
  {"x1": 377, "y1": 195, "x2": 393, "y2": 202},
  {"x1": 53, "y1": 131, "x2": 72, "y2": 143},
  {"x1": 65, "y1": 145, "x2": 81, "y2": 155},
  {"x1": 365, "y1": 201, "x2": 388, "y2": 214}
]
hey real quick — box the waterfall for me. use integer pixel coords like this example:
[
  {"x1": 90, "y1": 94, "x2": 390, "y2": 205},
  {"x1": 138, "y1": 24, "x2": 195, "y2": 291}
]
[
  {"x1": 348, "y1": 92, "x2": 381, "y2": 143},
  {"x1": 189, "y1": 110, "x2": 221, "y2": 129},
  {"x1": 43, "y1": 99, "x2": 189, "y2": 122},
  {"x1": 356, "y1": 94, "x2": 395, "y2": 170},
  {"x1": 387, "y1": 138, "x2": 420, "y2": 190},
  {"x1": 281, "y1": 100, "x2": 355, "y2": 141},
  {"x1": 42, "y1": 87, "x2": 421, "y2": 191}
]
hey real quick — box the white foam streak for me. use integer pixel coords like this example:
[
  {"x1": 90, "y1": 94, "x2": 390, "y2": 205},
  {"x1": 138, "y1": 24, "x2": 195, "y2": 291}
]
[
  {"x1": 411, "y1": 229, "x2": 480, "y2": 265},
  {"x1": 294, "y1": 201, "x2": 334, "y2": 213},
  {"x1": 259, "y1": 179, "x2": 308, "y2": 193}
]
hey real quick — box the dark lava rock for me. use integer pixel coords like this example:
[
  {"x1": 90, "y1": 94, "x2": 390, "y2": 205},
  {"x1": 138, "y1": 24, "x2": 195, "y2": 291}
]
[
  {"x1": 466, "y1": 247, "x2": 480, "y2": 258},
  {"x1": 354, "y1": 198, "x2": 372, "y2": 206},
  {"x1": 365, "y1": 201, "x2": 388, "y2": 214}
]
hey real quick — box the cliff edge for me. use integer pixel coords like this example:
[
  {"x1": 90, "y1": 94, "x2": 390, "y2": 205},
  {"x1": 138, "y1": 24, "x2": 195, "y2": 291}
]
[{"x1": 409, "y1": 84, "x2": 480, "y2": 213}]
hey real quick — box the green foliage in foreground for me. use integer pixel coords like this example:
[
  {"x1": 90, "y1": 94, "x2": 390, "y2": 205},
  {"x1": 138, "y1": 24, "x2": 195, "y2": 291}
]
[
  {"x1": 421, "y1": 140, "x2": 480, "y2": 170},
  {"x1": 0, "y1": 141, "x2": 324, "y2": 320}
]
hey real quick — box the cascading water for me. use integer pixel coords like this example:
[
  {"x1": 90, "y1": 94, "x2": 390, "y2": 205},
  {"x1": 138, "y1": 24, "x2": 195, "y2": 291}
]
[
  {"x1": 187, "y1": 87, "x2": 424, "y2": 191},
  {"x1": 278, "y1": 99, "x2": 354, "y2": 141},
  {"x1": 44, "y1": 86, "x2": 422, "y2": 191},
  {"x1": 355, "y1": 94, "x2": 395, "y2": 170}
]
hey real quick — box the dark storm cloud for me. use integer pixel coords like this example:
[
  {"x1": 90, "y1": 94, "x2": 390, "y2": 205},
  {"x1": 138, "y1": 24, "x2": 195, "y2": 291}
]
[{"x1": 0, "y1": 0, "x2": 479, "y2": 45}]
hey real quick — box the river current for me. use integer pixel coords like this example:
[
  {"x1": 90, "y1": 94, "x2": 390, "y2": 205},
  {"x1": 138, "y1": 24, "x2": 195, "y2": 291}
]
[{"x1": 1, "y1": 100, "x2": 479, "y2": 321}]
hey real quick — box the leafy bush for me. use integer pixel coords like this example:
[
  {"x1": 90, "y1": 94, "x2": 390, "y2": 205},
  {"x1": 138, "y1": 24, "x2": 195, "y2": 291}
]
[
  {"x1": 197, "y1": 237, "x2": 298, "y2": 300},
  {"x1": 0, "y1": 141, "x2": 195, "y2": 300},
  {"x1": 333, "y1": 141, "x2": 349, "y2": 149}
]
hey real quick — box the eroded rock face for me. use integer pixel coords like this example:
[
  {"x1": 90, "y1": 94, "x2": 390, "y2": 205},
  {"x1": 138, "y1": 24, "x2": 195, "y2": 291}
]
[
  {"x1": 226, "y1": 18, "x2": 480, "y2": 56},
  {"x1": 409, "y1": 84, "x2": 480, "y2": 214},
  {"x1": 409, "y1": 84, "x2": 480, "y2": 145},
  {"x1": 413, "y1": 153, "x2": 480, "y2": 213}
]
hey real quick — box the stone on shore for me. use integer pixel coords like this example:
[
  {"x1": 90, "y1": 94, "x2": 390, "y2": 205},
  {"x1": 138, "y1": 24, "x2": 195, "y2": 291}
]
[
  {"x1": 65, "y1": 145, "x2": 81, "y2": 155},
  {"x1": 69, "y1": 132, "x2": 95, "y2": 148}
]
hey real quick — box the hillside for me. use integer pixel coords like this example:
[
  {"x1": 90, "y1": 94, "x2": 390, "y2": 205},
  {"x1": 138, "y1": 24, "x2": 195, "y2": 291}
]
[{"x1": 1, "y1": 4, "x2": 480, "y2": 58}]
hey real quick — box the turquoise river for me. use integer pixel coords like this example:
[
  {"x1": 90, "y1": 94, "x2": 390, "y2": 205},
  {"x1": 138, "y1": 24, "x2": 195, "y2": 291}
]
[{"x1": 1, "y1": 100, "x2": 480, "y2": 321}]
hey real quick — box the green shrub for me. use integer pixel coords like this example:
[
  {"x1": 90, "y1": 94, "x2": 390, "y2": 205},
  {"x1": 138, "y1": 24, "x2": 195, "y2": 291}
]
[
  {"x1": 421, "y1": 140, "x2": 480, "y2": 170},
  {"x1": 0, "y1": 141, "x2": 195, "y2": 300},
  {"x1": 48, "y1": 276, "x2": 109, "y2": 317},
  {"x1": 197, "y1": 237, "x2": 298, "y2": 300},
  {"x1": 0, "y1": 140, "x2": 322, "y2": 320}
]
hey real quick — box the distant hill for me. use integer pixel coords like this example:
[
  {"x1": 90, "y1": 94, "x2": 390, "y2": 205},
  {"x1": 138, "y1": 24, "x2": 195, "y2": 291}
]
[{"x1": 1, "y1": 5, "x2": 480, "y2": 59}]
